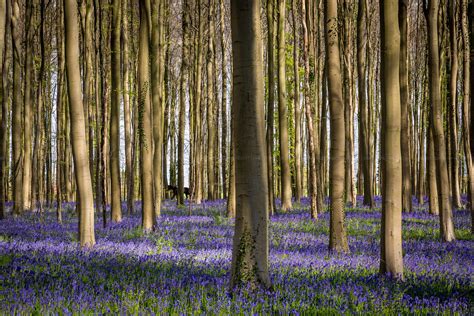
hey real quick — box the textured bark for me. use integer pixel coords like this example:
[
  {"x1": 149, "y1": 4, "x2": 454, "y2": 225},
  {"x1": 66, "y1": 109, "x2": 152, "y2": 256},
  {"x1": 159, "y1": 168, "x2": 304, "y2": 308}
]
[
  {"x1": 277, "y1": 0, "x2": 292, "y2": 212},
  {"x1": 399, "y1": 0, "x2": 412, "y2": 213},
  {"x1": 428, "y1": 125, "x2": 439, "y2": 215},
  {"x1": 461, "y1": 0, "x2": 474, "y2": 231},
  {"x1": 138, "y1": 0, "x2": 155, "y2": 231},
  {"x1": 380, "y1": 0, "x2": 403, "y2": 279},
  {"x1": 302, "y1": 0, "x2": 318, "y2": 219},
  {"x1": 426, "y1": 0, "x2": 456, "y2": 241},
  {"x1": 0, "y1": 0, "x2": 8, "y2": 219},
  {"x1": 220, "y1": 0, "x2": 228, "y2": 200},
  {"x1": 266, "y1": 0, "x2": 276, "y2": 214},
  {"x1": 357, "y1": 0, "x2": 373, "y2": 208},
  {"x1": 292, "y1": 0, "x2": 302, "y2": 203},
  {"x1": 230, "y1": 0, "x2": 271, "y2": 290},
  {"x1": 151, "y1": 0, "x2": 163, "y2": 217},
  {"x1": 11, "y1": 0, "x2": 22, "y2": 216},
  {"x1": 193, "y1": 0, "x2": 204, "y2": 204},
  {"x1": 64, "y1": 0, "x2": 95, "y2": 247},
  {"x1": 123, "y1": 0, "x2": 134, "y2": 214},
  {"x1": 325, "y1": 0, "x2": 348, "y2": 253},
  {"x1": 56, "y1": 1, "x2": 65, "y2": 222},
  {"x1": 22, "y1": 1, "x2": 34, "y2": 211},
  {"x1": 447, "y1": 0, "x2": 461, "y2": 208},
  {"x1": 206, "y1": 0, "x2": 216, "y2": 201},
  {"x1": 110, "y1": 0, "x2": 122, "y2": 222},
  {"x1": 227, "y1": 88, "x2": 236, "y2": 218}
]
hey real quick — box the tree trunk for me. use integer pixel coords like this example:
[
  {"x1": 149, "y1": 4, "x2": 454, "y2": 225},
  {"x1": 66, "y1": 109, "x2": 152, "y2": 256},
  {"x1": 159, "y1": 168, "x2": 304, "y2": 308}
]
[
  {"x1": 357, "y1": 0, "x2": 373, "y2": 208},
  {"x1": 151, "y1": 0, "x2": 164, "y2": 217},
  {"x1": 206, "y1": 0, "x2": 216, "y2": 202},
  {"x1": 64, "y1": 0, "x2": 95, "y2": 247},
  {"x1": 138, "y1": 0, "x2": 155, "y2": 231},
  {"x1": 277, "y1": 0, "x2": 292, "y2": 211},
  {"x1": 0, "y1": 0, "x2": 8, "y2": 219},
  {"x1": 400, "y1": 0, "x2": 412, "y2": 213},
  {"x1": 380, "y1": 0, "x2": 403, "y2": 279},
  {"x1": 266, "y1": 0, "x2": 276, "y2": 214},
  {"x1": 325, "y1": 0, "x2": 348, "y2": 253},
  {"x1": 302, "y1": 0, "x2": 318, "y2": 219},
  {"x1": 110, "y1": 0, "x2": 122, "y2": 222},
  {"x1": 461, "y1": 0, "x2": 474, "y2": 231},
  {"x1": 220, "y1": 0, "x2": 228, "y2": 200},
  {"x1": 426, "y1": 0, "x2": 455, "y2": 242},
  {"x1": 230, "y1": 0, "x2": 271, "y2": 290},
  {"x1": 292, "y1": 0, "x2": 302, "y2": 203}
]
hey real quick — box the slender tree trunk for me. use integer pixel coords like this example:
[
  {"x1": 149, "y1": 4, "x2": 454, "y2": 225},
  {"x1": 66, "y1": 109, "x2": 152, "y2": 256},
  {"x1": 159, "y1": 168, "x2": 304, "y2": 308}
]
[
  {"x1": 0, "y1": 0, "x2": 8, "y2": 219},
  {"x1": 220, "y1": 0, "x2": 228, "y2": 200},
  {"x1": 277, "y1": 0, "x2": 292, "y2": 211},
  {"x1": 425, "y1": 0, "x2": 455, "y2": 242},
  {"x1": 151, "y1": 0, "x2": 164, "y2": 217},
  {"x1": 139, "y1": 0, "x2": 155, "y2": 231},
  {"x1": 206, "y1": 0, "x2": 216, "y2": 202},
  {"x1": 325, "y1": 0, "x2": 348, "y2": 253},
  {"x1": 357, "y1": 0, "x2": 373, "y2": 208},
  {"x1": 400, "y1": 0, "x2": 412, "y2": 213},
  {"x1": 379, "y1": 0, "x2": 403, "y2": 279},
  {"x1": 461, "y1": 0, "x2": 474, "y2": 231},
  {"x1": 230, "y1": 0, "x2": 271, "y2": 290},
  {"x1": 447, "y1": 0, "x2": 461, "y2": 208},
  {"x1": 56, "y1": 0, "x2": 65, "y2": 222},
  {"x1": 266, "y1": 0, "x2": 276, "y2": 214},
  {"x1": 64, "y1": 0, "x2": 95, "y2": 247},
  {"x1": 292, "y1": 0, "x2": 302, "y2": 203},
  {"x1": 302, "y1": 0, "x2": 318, "y2": 219},
  {"x1": 11, "y1": 0, "x2": 22, "y2": 216},
  {"x1": 110, "y1": 0, "x2": 122, "y2": 222},
  {"x1": 123, "y1": 0, "x2": 134, "y2": 214}
]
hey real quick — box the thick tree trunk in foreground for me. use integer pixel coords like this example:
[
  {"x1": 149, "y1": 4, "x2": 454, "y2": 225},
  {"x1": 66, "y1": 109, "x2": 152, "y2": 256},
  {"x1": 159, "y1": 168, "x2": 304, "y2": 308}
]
[
  {"x1": 380, "y1": 0, "x2": 403, "y2": 279},
  {"x1": 325, "y1": 0, "x2": 348, "y2": 253},
  {"x1": 64, "y1": 0, "x2": 95, "y2": 247},
  {"x1": 426, "y1": 0, "x2": 455, "y2": 242},
  {"x1": 0, "y1": 0, "x2": 7, "y2": 219},
  {"x1": 230, "y1": 0, "x2": 271, "y2": 290}
]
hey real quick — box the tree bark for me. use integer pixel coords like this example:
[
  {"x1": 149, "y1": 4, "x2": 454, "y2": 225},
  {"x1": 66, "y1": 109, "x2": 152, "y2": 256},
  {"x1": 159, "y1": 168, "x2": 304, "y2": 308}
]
[
  {"x1": 138, "y1": 0, "x2": 155, "y2": 231},
  {"x1": 230, "y1": 0, "x2": 271, "y2": 290},
  {"x1": 206, "y1": 0, "x2": 216, "y2": 201},
  {"x1": 399, "y1": 0, "x2": 412, "y2": 213},
  {"x1": 380, "y1": 0, "x2": 403, "y2": 279},
  {"x1": 425, "y1": 0, "x2": 455, "y2": 242},
  {"x1": 64, "y1": 0, "x2": 95, "y2": 247},
  {"x1": 110, "y1": 0, "x2": 122, "y2": 222},
  {"x1": 325, "y1": 0, "x2": 348, "y2": 253},
  {"x1": 292, "y1": 0, "x2": 302, "y2": 203},
  {"x1": 277, "y1": 0, "x2": 292, "y2": 211}
]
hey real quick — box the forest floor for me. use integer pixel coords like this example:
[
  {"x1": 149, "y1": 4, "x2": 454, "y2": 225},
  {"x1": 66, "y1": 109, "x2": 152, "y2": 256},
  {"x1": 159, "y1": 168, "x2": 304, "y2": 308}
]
[{"x1": 0, "y1": 197, "x2": 472, "y2": 314}]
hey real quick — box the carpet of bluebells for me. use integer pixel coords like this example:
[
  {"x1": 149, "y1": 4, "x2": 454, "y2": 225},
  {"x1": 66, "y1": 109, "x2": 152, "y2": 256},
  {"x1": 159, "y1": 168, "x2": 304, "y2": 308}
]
[{"x1": 0, "y1": 196, "x2": 473, "y2": 315}]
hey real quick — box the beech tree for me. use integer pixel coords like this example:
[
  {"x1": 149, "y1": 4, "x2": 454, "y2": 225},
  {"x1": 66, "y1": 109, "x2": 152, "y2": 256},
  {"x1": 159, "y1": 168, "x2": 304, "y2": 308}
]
[{"x1": 230, "y1": 0, "x2": 271, "y2": 290}]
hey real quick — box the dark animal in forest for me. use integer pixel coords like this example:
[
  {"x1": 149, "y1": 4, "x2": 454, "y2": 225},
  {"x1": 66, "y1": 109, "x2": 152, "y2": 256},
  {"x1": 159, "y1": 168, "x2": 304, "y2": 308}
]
[{"x1": 166, "y1": 185, "x2": 192, "y2": 200}]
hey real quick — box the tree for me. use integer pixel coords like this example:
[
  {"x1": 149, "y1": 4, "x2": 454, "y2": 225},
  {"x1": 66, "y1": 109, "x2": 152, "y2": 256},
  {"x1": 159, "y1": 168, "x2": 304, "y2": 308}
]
[
  {"x1": 230, "y1": 0, "x2": 271, "y2": 290},
  {"x1": 179, "y1": 0, "x2": 190, "y2": 205},
  {"x1": 379, "y1": 0, "x2": 403, "y2": 279},
  {"x1": 138, "y1": 0, "x2": 155, "y2": 231},
  {"x1": 266, "y1": 0, "x2": 276, "y2": 214},
  {"x1": 277, "y1": 0, "x2": 293, "y2": 212},
  {"x1": 399, "y1": 0, "x2": 412, "y2": 213},
  {"x1": 151, "y1": 0, "x2": 164, "y2": 217},
  {"x1": 292, "y1": 0, "x2": 302, "y2": 203},
  {"x1": 110, "y1": 0, "x2": 122, "y2": 222},
  {"x1": 425, "y1": 0, "x2": 456, "y2": 242},
  {"x1": 325, "y1": 0, "x2": 348, "y2": 253},
  {"x1": 357, "y1": 0, "x2": 374, "y2": 208},
  {"x1": 64, "y1": 0, "x2": 95, "y2": 247},
  {"x1": 0, "y1": 0, "x2": 7, "y2": 219},
  {"x1": 11, "y1": 0, "x2": 22, "y2": 216},
  {"x1": 206, "y1": 0, "x2": 216, "y2": 202}
]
